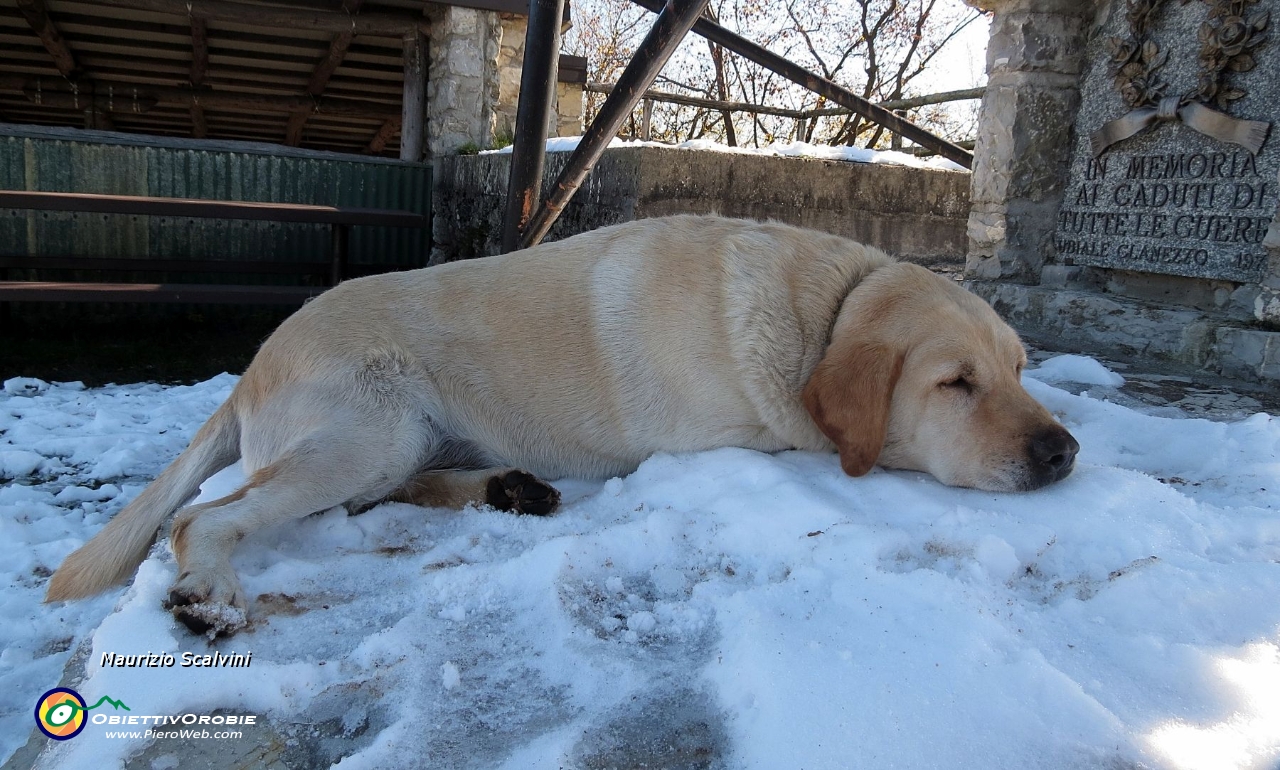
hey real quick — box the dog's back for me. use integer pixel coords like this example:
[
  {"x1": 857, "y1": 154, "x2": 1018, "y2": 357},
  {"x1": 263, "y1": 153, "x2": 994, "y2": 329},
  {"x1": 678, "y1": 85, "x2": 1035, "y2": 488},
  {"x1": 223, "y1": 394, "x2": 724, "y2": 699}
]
[{"x1": 262, "y1": 215, "x2": 892, "y2": 478}]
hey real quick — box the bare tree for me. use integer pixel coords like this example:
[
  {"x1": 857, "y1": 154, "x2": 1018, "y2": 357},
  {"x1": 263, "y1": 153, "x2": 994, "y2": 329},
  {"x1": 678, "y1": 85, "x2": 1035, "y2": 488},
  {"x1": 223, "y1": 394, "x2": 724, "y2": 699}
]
[
  {"x1": 563, "y1": 0, "x2": 984, "y2": 149},
  {"x1": 565, "y1": 0, "x2": 651, "y2": 126},
  {"x1": 705, "y1": 4, "x2": 737, "y2": 146}
]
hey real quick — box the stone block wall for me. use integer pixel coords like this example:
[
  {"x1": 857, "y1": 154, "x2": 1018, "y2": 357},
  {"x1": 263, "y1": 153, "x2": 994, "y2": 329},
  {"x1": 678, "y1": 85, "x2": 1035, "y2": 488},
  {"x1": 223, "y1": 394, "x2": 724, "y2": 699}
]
[
  {"x1": 425, "y1": 4, "x2": 502, "y2": 157},
  {"x1": 494, "y1": 15, "x2": 585, "y2": 142},
  {"x1": 554, "y1": 81, "x2": 584, "y2": 138},
  {"x1": 432, "y1": 147, "x2": 971, "y2": 265},
  {"x1": 423, "y1": 8, "x2": 583, "y2": 156}
]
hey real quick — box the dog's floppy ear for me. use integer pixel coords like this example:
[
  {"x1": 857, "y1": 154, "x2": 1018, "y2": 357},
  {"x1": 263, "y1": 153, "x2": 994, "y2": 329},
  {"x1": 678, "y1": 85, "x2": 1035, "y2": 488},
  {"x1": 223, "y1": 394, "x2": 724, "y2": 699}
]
[{"x1": 802, "y1": 339, "x2": 904, "y2": 477}]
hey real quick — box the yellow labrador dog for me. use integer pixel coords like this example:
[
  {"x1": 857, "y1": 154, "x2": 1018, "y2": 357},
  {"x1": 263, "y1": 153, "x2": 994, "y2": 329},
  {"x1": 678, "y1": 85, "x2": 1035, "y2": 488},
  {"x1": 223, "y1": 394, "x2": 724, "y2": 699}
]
[{"x1": 46, "y1": 215, "x2": 1077, "y2": 635}]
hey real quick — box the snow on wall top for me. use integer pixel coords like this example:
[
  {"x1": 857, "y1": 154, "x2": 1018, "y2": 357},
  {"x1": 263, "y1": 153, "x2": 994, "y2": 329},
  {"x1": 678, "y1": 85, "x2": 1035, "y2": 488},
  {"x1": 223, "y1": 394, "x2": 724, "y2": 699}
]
[{"x1": 483, "y1": 136, "x2": 969, "y2": 172}]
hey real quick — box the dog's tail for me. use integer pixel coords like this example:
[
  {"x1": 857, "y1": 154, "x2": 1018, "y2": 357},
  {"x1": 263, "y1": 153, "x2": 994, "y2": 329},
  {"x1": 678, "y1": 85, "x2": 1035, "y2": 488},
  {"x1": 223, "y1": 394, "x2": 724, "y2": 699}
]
[{"x1": 45, "y1": 399, "x2": 241, "y2": 602}]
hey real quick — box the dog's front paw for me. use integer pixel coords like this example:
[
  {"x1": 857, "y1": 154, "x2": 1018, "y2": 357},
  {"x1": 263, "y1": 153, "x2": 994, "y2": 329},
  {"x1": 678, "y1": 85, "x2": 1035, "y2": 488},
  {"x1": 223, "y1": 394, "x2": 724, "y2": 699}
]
[
  {"x1": 486, "y1": 470, "x2": 560, "y2": 516},
  {"x1": 164, "y1": 568, "x2": 248, "y2": 637}
]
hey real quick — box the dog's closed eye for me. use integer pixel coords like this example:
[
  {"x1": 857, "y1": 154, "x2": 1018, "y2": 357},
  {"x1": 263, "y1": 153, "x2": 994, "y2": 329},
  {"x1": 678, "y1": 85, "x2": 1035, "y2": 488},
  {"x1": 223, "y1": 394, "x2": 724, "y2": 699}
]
[{"x1": 940, "y1": 375, "x2": 974, "y2": 393}]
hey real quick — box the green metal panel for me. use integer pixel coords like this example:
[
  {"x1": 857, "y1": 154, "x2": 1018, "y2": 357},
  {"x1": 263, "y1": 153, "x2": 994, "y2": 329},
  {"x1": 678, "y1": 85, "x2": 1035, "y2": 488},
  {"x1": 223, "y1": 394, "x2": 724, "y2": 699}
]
[{"x1": 0, "y1": 125, "x2": 432, "y2": 271}]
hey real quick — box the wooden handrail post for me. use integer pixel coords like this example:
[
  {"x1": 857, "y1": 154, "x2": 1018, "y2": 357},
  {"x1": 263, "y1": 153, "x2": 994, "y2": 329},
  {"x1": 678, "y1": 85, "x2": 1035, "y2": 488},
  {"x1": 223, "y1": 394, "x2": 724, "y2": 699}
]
[
  {"x1": 640, "y1": 98, "x2": 652, "y2": 141},
  {"x1": 891, "y1": 110, "x2": 905, "y2": 150}
]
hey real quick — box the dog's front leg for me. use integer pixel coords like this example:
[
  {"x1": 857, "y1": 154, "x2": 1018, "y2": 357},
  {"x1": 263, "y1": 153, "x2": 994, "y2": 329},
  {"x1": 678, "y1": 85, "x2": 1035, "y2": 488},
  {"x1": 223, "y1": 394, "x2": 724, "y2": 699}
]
[{"x1": 388, "y1": 468, "x2": 560, "y2": 515}]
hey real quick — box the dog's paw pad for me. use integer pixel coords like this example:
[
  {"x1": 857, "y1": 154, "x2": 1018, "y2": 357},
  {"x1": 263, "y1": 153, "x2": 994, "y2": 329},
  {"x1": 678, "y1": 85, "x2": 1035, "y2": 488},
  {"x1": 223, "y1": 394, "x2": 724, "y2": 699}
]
[
  {"x1": 165, "y1": 597, "x2": 247, "y2": 638},
  {"x1": 486, "y1": 470, "x2": 560, "y2": 516},
  {"x1": 164, "y1": 581, "x2": 248, "y2": 638}
]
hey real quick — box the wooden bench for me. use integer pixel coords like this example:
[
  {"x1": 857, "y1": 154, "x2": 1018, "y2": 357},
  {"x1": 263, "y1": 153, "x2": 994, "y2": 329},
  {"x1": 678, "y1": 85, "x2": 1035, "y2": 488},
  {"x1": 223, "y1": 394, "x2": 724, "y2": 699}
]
[{"x1": 0, "y1": 190, "x2": 428, "y2": 304}]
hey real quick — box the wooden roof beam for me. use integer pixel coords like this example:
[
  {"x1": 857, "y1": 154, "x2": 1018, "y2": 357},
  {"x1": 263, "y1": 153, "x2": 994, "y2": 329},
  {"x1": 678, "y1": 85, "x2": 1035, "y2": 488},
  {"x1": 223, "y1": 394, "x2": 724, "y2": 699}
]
[
  {"x1": 190, "y1": 18, "x2": 208, "y2": 137},
  {"x1": 190, "y1": 103, "x2": 208, "y2": 138},
  {"x1": 190, "y1": 18, "x2": 208, "y2": 87},
  {"x1": 15, "y1": 0, "x2": 81, "y2": 80},
  {"x1": 307, "y1": 32, "x2": 356, "y2": 96},
  {"x1": 87, "y1": 109, "x2": 115, "y2": 131},
  {"x1": 284, "y1": 111, "x2": 307, "y2": 146},
  {"x1": 364, "y1": 118, "x2": 399, "y2": 155},
  {"x1": 89, "y1": 0, "x2": 427, "y2": 38},
  {"x1": 21, "y1": 86, "x2": 159, "y2": 113},
  {"x1": 24, "y1": 81, "x2": 398, "y2": 118},
  {"x1": 287, "y1": 0, "x2": 364, "y2": 146}
]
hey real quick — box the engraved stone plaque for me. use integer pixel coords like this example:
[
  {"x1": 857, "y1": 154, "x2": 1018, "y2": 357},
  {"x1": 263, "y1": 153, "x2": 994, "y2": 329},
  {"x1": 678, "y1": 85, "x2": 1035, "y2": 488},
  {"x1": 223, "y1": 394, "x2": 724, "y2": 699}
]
[{"x1": 1055, "y1": 0, "x2": 1278, "y2": 283}]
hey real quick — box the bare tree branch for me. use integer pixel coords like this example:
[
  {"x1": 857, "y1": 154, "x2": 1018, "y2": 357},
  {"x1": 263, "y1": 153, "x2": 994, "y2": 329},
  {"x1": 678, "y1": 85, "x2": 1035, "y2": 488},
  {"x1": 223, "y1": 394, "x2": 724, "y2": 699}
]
[{"x1": 564, "y1": 0, "x2": 984, "y2": 147}]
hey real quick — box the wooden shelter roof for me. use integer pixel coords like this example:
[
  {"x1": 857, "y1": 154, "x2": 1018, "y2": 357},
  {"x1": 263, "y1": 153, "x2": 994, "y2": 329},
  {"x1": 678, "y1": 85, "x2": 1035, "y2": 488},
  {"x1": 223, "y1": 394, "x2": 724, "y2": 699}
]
[{"x1": 0, "y1": 0, "x2": 533, "y2": 156}]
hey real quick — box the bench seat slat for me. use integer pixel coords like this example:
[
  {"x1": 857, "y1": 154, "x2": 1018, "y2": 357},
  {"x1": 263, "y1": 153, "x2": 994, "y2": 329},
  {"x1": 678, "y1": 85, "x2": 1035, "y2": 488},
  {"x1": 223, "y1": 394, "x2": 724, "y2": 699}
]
[
  {"x1": 0, "y1": 281, "x2": 329, "y2": 304},
  {"x1": 0, "y1": 191, "x2": 426, "y2": 305},
  {"x1": 0, "y1": 191, "x2": 427, "y2": 228},
  {"x1": 0, "y1": 256, "x2": 333, "y2": 276}
]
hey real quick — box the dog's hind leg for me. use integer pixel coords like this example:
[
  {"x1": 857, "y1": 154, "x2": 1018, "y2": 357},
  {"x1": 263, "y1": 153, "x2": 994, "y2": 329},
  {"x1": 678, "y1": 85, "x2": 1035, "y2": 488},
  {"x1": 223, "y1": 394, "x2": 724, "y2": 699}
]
[
  {"x1": 164, "y1": 396, "x2": 437, "y2": 635},
  {"x1": 162, "y1": 440, "x2": 409, "y2": 636},
  {"x1": 389, "y1": 468, "x2": 560, "y2": 516}
]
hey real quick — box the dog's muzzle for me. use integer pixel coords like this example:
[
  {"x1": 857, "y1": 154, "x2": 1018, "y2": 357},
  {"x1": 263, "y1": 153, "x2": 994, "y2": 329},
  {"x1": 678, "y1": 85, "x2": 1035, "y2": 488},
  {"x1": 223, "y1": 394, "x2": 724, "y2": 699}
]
[{"x1": 1025, "y1": 426, "x2": 1080, "y2": 489}]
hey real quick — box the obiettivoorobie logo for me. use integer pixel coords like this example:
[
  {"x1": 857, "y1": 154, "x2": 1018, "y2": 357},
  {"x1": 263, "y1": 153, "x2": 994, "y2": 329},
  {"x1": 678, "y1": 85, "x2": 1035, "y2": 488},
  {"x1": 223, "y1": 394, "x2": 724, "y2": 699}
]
[{"x1": 35, "y1": 687, "x2": 130, "y2": 740}]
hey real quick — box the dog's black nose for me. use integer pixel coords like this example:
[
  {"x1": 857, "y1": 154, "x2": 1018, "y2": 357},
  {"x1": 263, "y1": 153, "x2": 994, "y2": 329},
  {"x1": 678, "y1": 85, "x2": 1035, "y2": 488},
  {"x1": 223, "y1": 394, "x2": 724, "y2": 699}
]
[{"x1": 1030, "y1": 426, "x2": 1080, "y2": 480}]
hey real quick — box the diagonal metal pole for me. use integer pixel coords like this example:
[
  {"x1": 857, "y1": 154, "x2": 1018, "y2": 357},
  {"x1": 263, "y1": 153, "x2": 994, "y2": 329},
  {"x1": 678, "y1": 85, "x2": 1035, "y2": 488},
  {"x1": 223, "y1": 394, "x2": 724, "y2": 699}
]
[
  {"x1": 501, "y1": 0, "x2": 565, "y2": 253},
  {"x1": 518, "y1": 0, "x2": 711, "y2": 250},
  {"x1": 629, "y1": 0, "x2": 974, "y2": 169}
]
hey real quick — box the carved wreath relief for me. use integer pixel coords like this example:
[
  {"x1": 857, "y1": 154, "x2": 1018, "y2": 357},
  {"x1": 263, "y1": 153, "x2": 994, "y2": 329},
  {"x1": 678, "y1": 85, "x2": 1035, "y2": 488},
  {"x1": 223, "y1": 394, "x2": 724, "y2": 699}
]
[{"x1": 1093, "y1": 0, "x2": 1271, "y2": 156}]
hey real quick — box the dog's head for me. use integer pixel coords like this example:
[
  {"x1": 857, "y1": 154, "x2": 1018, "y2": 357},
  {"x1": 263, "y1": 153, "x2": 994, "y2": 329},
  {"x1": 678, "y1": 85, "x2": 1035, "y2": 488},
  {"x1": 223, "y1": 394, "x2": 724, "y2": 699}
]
[{"x1": 802, "y1": 263, "x2": 1078, "y2": 492}]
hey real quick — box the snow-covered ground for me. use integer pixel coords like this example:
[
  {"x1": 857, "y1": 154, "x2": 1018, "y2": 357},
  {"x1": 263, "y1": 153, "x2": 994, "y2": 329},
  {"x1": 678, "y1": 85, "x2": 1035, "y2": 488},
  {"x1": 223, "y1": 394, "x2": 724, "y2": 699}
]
[
  {"x1": 483, "y1": 135, "x2": 969, "y2": 172},
  {"x1": 2, "y1": 356, "x2": 1278, "y2": 769}
]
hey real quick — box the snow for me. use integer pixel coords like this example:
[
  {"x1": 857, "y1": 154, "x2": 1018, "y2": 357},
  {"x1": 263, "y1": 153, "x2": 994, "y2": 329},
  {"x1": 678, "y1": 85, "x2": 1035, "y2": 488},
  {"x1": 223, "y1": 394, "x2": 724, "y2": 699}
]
[
  {"x1": 2, "y1": 355, "x2": 1278, "y2": 769},
  {"x1": 148, "y1": 755, "x2": 179, "y2": 770},
  {"x1": 1026, "y1": 354, "x2": 1126, "y2": 388},
  {"x1": 440, "y1": 661, "x2": 462, "y2": 691},
  {"x1": 482, "y1": 135, "x2": 969, "y2": 171}
]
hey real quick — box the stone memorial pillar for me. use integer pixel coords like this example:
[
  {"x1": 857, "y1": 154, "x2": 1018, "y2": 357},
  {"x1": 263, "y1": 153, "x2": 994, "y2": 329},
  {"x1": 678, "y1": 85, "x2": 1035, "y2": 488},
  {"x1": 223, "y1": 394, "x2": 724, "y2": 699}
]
[
  {"x1": 1262, "y1": 179, "x2": 1280, "y2": 321},
  {"x1": 964, "y1": 0, "x2": 1092, "y2": 283},
  {"x1": 965, "y1": 0, "x2": 1280, "y2": 382}
]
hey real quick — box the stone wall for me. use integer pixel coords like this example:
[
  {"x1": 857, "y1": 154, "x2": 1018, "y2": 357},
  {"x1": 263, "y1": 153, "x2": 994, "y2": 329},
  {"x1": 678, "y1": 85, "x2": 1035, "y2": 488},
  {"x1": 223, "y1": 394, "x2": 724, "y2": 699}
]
[
  {"x1": 432, "y1": 147, "x2": 970, "y2": 265},
  {"x1": 553, "y1": 81, "x2": 585, "y2": 138},
  {"x1": 423, "y1": 8, "x2": 584, "y2": 155},
  {"x1": 495, "y1": 16, "x2": 585, "y2": 142},
  {"x1": 425, "y1": 4, "x2": 502, "y2": 157}
]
